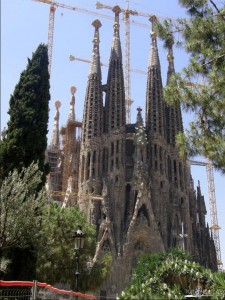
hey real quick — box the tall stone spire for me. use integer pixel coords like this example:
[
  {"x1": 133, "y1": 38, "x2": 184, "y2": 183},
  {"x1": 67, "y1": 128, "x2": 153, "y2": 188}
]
[
  {"x1": 145, "y1": 16, "x2": 166, "y2": 138},
  {"x1": 166, "y1": 40, "x2": 183, "y2": 145},
  {"x1": 68, "y1": 86, "x2": 76, "y2": 122},
  {"x1": 50, "y1": 100, "x2": 61, "y2": 150},
  {"x1": 105, "y1": 5, "x2": 126, "y2": 132},
  {"x1": 61, "y1": 86, "x2": 78, "y2": 199},
  {"x1": 79, "y1": 19, "x2": 104, "y2": 206},
  {"x1": 82, "y1": 19, "x2": 103, "y2": 143}
]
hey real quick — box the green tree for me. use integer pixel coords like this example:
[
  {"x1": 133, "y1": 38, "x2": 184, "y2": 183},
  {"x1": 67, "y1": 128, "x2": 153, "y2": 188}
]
[
  {"x1": 157, "y1": 0, "x2": 225, "y2": 172},
  {"x1": 0, "y1": 166, "x2": 111, "y2": 289},
  {"x1": 36, "y1": 203, "x2": 112, "y2": 292},
  {"x1": 0, "y1": 162, "x2": 46, "y2": 279},
  {"x1": 119, "y1": 249, "x2": 215, "y2": 300},
  {"x1": 0, "y1": 43, "x2": 50, "y2": 184},
  {"x1": 211, "y1": 271, "x2": 225, "y2": 299}
]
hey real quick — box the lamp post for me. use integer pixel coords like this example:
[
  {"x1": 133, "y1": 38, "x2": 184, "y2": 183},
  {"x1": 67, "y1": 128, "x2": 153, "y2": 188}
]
[{"x1": 72, "y1": 225, "x2": 85, "y2": 295}]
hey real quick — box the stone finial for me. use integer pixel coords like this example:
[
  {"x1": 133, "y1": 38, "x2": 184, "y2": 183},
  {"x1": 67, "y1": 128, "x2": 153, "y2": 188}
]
[
  {"x1": 92, "y1": 19, "x2": 102, "y2": 30},
  {"x1": 137, "y1": 106, "x2": 142, "y2": 113},
  {"x1": 112, "y1": 5, "x2": 121, "y2": 16},
  {"x1": 149, "y1": 15, "x2": 157, "y2": 36},
  {"x1": 55, "y1": 100, "x2": 61, "y2": 110},
  {"x1": 113, "y1": 6, "x2": 121, "y2": 32},
  {"x1": 70, "y1": 86, "x2": 77, "y2": 96}
]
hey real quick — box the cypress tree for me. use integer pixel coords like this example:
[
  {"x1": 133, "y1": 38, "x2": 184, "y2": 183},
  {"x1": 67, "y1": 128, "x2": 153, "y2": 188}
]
[
  {"x1": 0, "y1": 44, "x2": 50, "y2": 280},
  {"x1": 0, "y1": 43, "x2": 50, "y2": 184}
]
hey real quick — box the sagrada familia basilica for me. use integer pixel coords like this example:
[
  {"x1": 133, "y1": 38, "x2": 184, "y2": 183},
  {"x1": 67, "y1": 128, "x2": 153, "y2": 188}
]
[{"x1": 46, "y1": 6, "x2": 217, "y2": 298}]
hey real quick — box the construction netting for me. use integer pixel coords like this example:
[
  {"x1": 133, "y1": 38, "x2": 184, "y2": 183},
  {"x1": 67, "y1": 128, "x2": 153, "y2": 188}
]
[{"x1": 0, "y1": 280, "x2": 96, "y2": 300}]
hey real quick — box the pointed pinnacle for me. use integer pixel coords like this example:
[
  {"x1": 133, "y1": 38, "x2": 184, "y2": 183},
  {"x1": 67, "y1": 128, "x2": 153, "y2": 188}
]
[
  {"x1": 70, "y1": 86, "x2": 77, "y2": 96},
  {"x1": 112, "y1": 5, "x2": 121, "y2": 16},
  {"x1": 92, "y1": 19, "x2": 102, "y2": 30}
]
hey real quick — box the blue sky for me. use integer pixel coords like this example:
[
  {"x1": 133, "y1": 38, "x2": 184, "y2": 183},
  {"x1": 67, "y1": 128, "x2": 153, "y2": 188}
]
[{"x1": 1, "y1": 0, "x2": 224, "y2": 269}]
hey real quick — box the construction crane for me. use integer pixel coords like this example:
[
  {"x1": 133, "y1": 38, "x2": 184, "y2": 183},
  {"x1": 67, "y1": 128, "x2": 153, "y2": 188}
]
[
  {"x1": 32, "y1": 0, "x2": 151, "y2": 79},
  {"x1": 96, "y1": 1, "x2": 177, "y2": 123},
  {"x1": 32, "y1": 0, "x2": 120, "y2": 76},
  {"x1": 189, "y1": 159, "x2": 223, "y2": 269},
  {"x1": 69, "y1": 55, "x2": 146, "y2": 75},
  {"x1": 33, "y1": 0, "x2": 160, "y2": 120}
]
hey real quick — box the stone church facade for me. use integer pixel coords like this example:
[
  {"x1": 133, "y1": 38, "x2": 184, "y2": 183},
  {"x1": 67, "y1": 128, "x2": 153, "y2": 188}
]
[{"x1": 47, "y1": 6, "x2": 217, "y2": 298}]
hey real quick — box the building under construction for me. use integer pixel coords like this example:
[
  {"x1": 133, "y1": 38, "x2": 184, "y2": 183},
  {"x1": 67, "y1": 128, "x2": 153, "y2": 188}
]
[{"x1": 46, "y1": 6, "x2": 218, "y2": 298}]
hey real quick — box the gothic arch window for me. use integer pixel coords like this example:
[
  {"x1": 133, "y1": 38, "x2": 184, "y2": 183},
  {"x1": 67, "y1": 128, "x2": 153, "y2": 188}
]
[
  {"x1": 111, "y1": 142, "x2": 114, "y2": 156},
  {"x1": 116, "y1": 140, "x2": 119, "y2": 153},
  {"x1": 126, "y1": 184, "x2": 131, "y2": 193},
  {"x1": 159, "y1": 146, "x2": 162, "y2": 160},
  {"x1": 168, "y1": 156, "x2": 172, "y2": 182},
  {"x1": 137, "y1": 204, "x2": 150, "y2": 226},
  {"x1": 102, "y1": 240, "x2": 111, "y2": 252},
  {"x1": 134, "y1": 241, "x2": 144, "y2": 251},
  {"x1": 93, "y1": 150, "x2": 96, "y2": 163},
  {"x1": 154, "y1": 144, "x2": 157, "y2": 157},
  {"x1": 174, "y1": 160, "x2": 177, "y2": 174},
  {"x1": 172, "y1": 237, "x2": 177, "y2": 247},
  {"x1": 124, "y1": 183, "x2": 131, "y2": 224},
  {"x1": 176, "y1": 214, "x2": 179, "y2": 230},
  {"x1": 155, "y1": 160, "x2": 158, "y2": 171},
  {"x1": 86, "y1": 152, "x2": 91, "y2": 179},
  {"x1": 181, "y1": 197, "x2": 184, "y2": 205}
]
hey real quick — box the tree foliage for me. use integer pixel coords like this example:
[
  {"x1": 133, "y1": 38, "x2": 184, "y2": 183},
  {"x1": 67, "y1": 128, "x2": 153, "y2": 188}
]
[
  {"x1": 0, "y1": 162, "x2": 46, "y2": 278},
  {"x1": 0, "y1": 43, "x2": 50, "y2": 184},
  {"x1": 157, "y1": 0, "x2": 225, "y2": 172},
  {"x1": 119, "y1": 249, "x2": 224, "y2": 300},
  {"x1": 36, "y1": 203, "x2": 112, "y2": 292},
  {"x1": 0, "y1": 163, "x2": 111, "y2": 290},
  {"x1": 36, "y1": 203, "x2": 95, "y2": 289}
]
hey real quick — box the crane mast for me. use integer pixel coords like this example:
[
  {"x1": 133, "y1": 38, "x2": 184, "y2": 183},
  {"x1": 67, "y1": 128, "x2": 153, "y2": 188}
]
[
  {"x1": 124, "y1": 0, "x2": 133, "y2": 124},
  {"x1": 48, "y1": 4, "x2": 56, "y2": 76},
  {"x1": 206, "y1": 159, "x2": 222, "y2": 269},
  {"x1": 33, "y1": 0, "x2": 124, "y2": 76}
]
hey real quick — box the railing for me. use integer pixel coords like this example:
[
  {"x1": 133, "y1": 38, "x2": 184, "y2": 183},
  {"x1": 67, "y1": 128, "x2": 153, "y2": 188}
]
[{"x1": 0, "y1": 281, "x2": 96, "y2": 300}]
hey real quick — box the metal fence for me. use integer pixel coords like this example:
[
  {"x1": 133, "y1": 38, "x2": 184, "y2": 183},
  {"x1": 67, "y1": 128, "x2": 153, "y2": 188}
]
[{"x1": 0, "y1": 281, "x2": 96, "y2": 300}]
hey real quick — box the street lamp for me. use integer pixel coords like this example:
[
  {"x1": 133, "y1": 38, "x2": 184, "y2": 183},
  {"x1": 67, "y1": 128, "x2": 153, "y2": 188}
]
[{"x1": 72, "y1": 225, "x2": 85, "y2": 294}]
